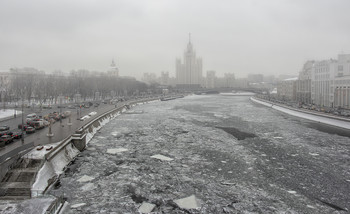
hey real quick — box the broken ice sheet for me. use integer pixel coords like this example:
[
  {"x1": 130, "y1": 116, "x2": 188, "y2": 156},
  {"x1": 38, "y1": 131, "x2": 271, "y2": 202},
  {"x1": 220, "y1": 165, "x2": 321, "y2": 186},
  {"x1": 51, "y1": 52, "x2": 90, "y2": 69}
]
[
  {"x1": 174, "y1": 195, "x2": 200, "y2": 209},
  {"x1": 106, "y1": 148, "x2": 128, "y2": 154},
  {"x1": 71, "y1": 203, "x2": 86, "y2": 208},
  {"x1": 81, "y1": 183, "x2": 96, "y2": 191},
  {"x1": 138, "y1": 202, "x2": 156, "y2": 213},
  {"x1": 77, "y1": 175, "x2": 94, "y2": 183},
  {"x1": 150, "y1": 154, "x2": 173, "y2": 161}
]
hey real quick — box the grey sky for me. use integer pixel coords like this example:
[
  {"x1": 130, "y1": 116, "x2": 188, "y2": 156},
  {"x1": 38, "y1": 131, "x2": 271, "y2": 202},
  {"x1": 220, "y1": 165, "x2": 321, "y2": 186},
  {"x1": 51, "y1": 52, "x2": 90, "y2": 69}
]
[{"x1": 1, "y1": 0, "x2": 350, "y2": 79}]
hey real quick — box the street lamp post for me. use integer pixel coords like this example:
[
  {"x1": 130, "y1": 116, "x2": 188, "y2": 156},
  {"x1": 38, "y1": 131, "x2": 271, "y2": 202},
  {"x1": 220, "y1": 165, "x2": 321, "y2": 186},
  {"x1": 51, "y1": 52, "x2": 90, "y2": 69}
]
[{"x1": 21, "y1": 96, "x2": 24, "y2": 144}]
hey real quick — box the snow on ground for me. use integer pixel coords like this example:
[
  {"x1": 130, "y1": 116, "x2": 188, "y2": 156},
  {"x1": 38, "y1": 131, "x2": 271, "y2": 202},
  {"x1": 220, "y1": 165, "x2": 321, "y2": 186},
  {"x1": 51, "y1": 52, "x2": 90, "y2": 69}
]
[
  {"x1": 250, "y1": 97, "x2": 350, "y2": 130},
  {"x1": 0, "y1": 109, "x2": 22, "y2": 120}
]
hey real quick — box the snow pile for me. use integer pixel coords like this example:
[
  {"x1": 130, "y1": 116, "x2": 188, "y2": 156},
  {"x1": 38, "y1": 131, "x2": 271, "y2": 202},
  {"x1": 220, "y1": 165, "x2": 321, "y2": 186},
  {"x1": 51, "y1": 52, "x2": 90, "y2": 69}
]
[
  {"x1": 88, "y1": 111, "x2": 97, "y2": 116},
  {"x1": 0, "y1": 109, "x2": 22, "y2": 120},
  {"x1": 80, "y1": 115, "x2": 90, "y2": 121}
]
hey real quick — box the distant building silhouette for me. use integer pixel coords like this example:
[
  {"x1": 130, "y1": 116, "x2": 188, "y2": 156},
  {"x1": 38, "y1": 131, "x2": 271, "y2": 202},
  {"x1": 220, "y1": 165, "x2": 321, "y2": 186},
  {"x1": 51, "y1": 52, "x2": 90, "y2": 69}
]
[
  {"x1": 176, "y1": 35, "x2": 203, "y2": 89},
  {"x1": 206, "y1": 70, "x2": 216, "y2": 89},
  {"x1": 107, "y1": 59, "x2": 119, "y2": 77}
]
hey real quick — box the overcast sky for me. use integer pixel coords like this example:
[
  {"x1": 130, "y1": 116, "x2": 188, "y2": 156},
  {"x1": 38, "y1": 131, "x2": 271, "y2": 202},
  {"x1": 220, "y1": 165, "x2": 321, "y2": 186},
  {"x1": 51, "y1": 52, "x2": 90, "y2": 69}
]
[{"x1": 1, "y1": 0, "x2": 350, "y2": 79}]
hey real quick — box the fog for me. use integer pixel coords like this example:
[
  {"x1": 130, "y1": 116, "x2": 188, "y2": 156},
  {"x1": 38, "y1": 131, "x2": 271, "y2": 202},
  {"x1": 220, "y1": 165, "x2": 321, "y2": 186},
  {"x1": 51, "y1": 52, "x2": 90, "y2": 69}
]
[{"x1": 1, "y1": 0, "x2": 350, "y2": 78}]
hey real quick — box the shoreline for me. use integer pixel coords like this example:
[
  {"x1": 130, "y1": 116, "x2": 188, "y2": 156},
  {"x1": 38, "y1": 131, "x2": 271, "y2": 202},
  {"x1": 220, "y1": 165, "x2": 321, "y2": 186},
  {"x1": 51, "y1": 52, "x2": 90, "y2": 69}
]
[
  {"x1": 250, "y1": 97, "x2": 350, "y2": 130},
  {"x1": 0, "y1": 98, "x2": 165, "y2": 214}
]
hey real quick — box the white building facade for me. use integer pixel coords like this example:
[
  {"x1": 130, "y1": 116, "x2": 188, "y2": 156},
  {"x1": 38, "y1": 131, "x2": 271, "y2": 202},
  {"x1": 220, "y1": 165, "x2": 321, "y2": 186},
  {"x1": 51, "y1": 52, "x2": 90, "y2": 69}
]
[
  {"x1": 333, "y1": 54, "x2": 350, "y2": 109},
  {"x1": 311, "y1": 59, "x2": 336, "y2": 108}
]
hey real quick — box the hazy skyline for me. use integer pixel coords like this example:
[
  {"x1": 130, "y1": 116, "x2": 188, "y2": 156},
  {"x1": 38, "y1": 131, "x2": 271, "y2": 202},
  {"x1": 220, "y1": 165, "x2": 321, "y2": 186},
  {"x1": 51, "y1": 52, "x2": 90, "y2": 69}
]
[{"x1": 1, "y1": 0, "x2": 350, "y2": 79}]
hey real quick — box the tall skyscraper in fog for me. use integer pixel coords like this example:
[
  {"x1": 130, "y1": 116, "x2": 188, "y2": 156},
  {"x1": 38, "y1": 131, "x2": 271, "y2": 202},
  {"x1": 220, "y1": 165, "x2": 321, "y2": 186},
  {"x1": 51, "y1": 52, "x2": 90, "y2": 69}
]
[{"x1": 176, "y1": 35, "x2": 203, "y2": 89}]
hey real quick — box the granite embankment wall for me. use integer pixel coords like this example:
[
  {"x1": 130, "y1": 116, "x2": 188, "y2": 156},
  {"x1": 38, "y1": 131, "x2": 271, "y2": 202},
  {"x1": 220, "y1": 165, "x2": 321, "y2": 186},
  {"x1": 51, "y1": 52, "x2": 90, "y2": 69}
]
[{"x1": 250, "y1": 97, "x2": 350, "y2": 130}]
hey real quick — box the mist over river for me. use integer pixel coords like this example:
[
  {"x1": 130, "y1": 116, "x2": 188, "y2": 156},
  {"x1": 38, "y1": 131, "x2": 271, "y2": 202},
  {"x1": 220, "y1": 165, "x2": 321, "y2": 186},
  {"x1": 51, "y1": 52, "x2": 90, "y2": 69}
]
[{"x1": 50, "y1": 95, "x2": 350, "y2": 213}]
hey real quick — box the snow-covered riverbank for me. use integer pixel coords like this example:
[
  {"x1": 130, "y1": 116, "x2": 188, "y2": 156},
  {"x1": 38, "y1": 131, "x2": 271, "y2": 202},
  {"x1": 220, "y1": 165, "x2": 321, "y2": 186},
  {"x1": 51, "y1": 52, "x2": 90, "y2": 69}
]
[{"x1": 250, "y1": 97, "x2": 350, "y2": 130}]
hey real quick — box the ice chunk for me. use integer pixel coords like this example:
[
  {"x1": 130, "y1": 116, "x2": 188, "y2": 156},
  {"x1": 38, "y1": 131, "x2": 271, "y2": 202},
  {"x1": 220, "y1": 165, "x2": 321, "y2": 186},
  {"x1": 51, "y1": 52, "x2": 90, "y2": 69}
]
[
  {"x1": 77, "y1": 175, "x2": 94, "y2": 183},
  {"x1": 174, "y1": 195, "x2": 200, "y2": 209},
  {"x1": 107, "y1": 148, "x2": 128, "y2": 154},
  {"x1": 138, "y1": 202, "x2": 156, "y2": 213},
  {"x1": 71, "y1": 203, "x2": 86, "y2": 208},
  {"x1": 150, "y1": 154, "x2": 173, "y2": 161},
  {"x1": 81, "y1": 183, "x2": 96, "y2": 191}
]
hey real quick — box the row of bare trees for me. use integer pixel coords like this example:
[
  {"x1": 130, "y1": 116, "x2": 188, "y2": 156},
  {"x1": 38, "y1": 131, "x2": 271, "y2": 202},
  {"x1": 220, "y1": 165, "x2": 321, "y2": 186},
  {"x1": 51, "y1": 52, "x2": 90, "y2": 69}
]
[{"x1": 5, "y1": 68, "x2": 151, "y2": 105}]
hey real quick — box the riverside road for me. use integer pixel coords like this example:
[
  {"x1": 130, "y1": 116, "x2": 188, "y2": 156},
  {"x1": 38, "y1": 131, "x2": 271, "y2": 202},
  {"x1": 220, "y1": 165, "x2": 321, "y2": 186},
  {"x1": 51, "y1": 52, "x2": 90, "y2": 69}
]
[
  {"x1": 50, "y1": 95, "x2": 350, "y2": 213},
  {"x1": 0, "y1": 101, "x2": 121, "y2": 158}
]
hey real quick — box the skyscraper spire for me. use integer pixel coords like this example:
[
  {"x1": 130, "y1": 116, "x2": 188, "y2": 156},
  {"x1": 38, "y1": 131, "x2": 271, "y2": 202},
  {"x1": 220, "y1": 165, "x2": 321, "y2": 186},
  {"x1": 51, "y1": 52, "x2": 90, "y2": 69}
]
[{"x1": 187, "y1": 33, "x2": 193, "y2": 52}]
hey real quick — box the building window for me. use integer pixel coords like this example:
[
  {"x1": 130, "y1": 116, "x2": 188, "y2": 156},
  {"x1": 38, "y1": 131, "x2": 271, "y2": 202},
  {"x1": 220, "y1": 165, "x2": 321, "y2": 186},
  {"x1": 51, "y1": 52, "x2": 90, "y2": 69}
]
[{"x1": 338, "y1": 65, "x2": 343, "y2": 71}]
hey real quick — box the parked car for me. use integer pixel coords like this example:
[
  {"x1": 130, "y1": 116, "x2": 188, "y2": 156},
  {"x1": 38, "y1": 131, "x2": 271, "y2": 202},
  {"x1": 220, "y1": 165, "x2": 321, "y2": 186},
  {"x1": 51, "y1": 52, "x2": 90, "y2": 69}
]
[
  {"x1": 0, "y1": 126, "x2": 10, "y2": 131},
  {"x1": 67, "y1": 105, "x2": 75, "y2": 109},
  {"x1": 25, "y1": 127, "x2": 35, "y2": 134},
  {"x1": 12, "y1": 132, "x2": 23, "y2": 139},
  {"x1": 42, "y1": 104, "x2": 52, "y2": 109},
  {"x1": 26, "y1": 113, "x2": 38, "y2": 122},
  {"x1": 18, "y1": 124, "x2": 29, "y2": 131},
  {"x1": 33, "y1": 121, "x2": 45, "y2": 130},
  {"x1": 63, "y1": 111, "x2": 71, "y2": 117},
  {"x1": 0, "y1": 135, "x2": 13, "y2": 144},
  {"x1": 0, "y1": 131, "x2": 13, "y2": 137}
]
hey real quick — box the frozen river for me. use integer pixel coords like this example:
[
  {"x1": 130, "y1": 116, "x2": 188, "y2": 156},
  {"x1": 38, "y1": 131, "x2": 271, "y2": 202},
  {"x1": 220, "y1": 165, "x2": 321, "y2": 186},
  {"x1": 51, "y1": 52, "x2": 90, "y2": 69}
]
[{"x1": 50, "y1": 95, "x2": 350, "y2": 213}]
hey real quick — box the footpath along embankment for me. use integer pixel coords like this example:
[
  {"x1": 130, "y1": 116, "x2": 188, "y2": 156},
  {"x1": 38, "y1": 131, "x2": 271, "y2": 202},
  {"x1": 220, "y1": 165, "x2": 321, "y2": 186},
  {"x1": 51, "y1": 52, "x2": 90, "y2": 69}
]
[{"x1": 250, "y1": 97, "x2": 350, "y2": 130}]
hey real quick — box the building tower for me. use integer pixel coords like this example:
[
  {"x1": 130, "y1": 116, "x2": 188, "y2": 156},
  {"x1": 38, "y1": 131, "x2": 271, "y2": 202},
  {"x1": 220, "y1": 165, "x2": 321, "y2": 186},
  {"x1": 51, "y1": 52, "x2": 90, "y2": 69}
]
[
  {"x1": 107, "y1": 59, "x2": 119, "y2": 77},
  {"x1": 176, "y1": 34, "x2": 203, "y2": 89}
]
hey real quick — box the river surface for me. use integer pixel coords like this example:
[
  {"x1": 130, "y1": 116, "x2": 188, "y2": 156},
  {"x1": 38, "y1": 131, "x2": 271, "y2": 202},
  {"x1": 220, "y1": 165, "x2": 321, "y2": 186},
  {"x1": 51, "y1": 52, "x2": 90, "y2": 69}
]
[{"x1": 50, "y1": 95, "x2": 350, "y2": 213}]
